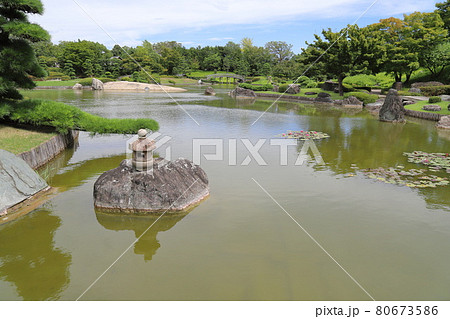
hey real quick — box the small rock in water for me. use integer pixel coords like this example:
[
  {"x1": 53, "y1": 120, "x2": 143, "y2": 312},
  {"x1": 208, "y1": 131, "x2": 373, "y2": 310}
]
[{"x1": 204, "y1": 86, "x2": 215, "y2": 96}]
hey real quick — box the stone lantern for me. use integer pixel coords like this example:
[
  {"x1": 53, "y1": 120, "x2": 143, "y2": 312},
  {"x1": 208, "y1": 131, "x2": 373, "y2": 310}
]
[{"x1": 129, "y1": 129, "x2": 156, "y2": 171}]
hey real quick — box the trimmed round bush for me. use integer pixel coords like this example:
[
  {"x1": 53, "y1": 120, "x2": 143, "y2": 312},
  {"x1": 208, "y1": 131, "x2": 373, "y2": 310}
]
[
  {"x1": 428, "y1": 96, "x2": 442, "y2": 103},
  {"x1": 278, "y1": 84, "x2": 290, "y2": 93}
]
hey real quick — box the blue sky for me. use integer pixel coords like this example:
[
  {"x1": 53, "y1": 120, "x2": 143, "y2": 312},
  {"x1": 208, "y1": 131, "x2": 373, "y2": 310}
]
[{"x1": 32, "y1": 0, "x2": 441, "y2": 53}]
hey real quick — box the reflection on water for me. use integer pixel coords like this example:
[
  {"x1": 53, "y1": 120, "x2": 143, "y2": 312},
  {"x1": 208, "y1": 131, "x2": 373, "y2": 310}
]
[
  {"x1": 0, "y1": 209, "x2": 71, "y2": 300},
  {"x1": 95, "y1": 212, "x2": 189, "y2": 261}
]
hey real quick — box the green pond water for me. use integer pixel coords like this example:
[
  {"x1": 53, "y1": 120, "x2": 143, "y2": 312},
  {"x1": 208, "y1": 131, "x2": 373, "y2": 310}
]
[{"x1": 1, "y1": 86, "x2": 450, "y2": 300}]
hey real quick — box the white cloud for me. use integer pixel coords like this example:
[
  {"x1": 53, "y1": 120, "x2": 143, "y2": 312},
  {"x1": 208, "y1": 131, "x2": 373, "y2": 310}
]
[
  {"x1": 31, "y1": 0, "x2": 438, "y2": 46},
  {"x1": 207, "y1": 37, "x2": 234, "y2": 41}
]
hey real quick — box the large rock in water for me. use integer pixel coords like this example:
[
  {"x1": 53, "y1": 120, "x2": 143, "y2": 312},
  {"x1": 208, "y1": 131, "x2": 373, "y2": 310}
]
[
  {"x1": 379, "y1": 89, "x2": 405, "y2": 122},
  {"x1": 0, "y1": 150, "x2": 48, "y2": 214},
  {"x1": 229, "y1": 87, "x2": 256, "y2": 98},
  {"x1": 92, "y1": 78, "x2": 104, "y2": 90},
  {"x1": 93, "y1": 158, "x2": 209, "y2": 214}
]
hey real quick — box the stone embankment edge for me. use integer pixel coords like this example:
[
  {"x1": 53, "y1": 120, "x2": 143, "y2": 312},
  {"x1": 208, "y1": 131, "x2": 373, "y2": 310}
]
[
  {"x1": 404, "y1": 109, "x2": 443, "y2": 121},
  {"x1": 255, "y1": 92, "x2": 446, "y2": 122},
  {"x1": 1, "y1": 130, "x2": 79, "y2": 223},
  {"x1": 18, "y1": 130, "x2": 79, "y2": 169}
]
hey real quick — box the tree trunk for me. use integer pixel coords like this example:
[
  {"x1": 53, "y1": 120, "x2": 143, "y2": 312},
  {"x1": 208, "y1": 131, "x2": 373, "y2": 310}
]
[
  {"x1": 405, "y1": 72, "x2": 413, "y2": 83},
  {"x1": 338, "y1": 74, "x2": 344, "y2": 97},
  {"x1": 437, "y1": 66, "x2": 446, "y2": 77}
]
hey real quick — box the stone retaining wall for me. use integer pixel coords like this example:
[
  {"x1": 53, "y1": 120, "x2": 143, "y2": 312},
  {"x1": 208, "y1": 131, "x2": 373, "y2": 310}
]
[
  {"x1": 404, "y1": 109, "x2": 443, "y2": 121},
  {"x1": 19, "y1": 130, "x2": 79, "y2": 169}
]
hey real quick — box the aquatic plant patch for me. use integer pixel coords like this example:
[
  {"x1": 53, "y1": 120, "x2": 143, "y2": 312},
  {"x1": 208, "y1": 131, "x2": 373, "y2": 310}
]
[
  {"x1": 404, "y1": 151, "x2": 450, "y2": 173},
  {"x1": 279, "y1": 130, "x2": 330, "y2": 140},
  {"x1": 363, "y1": 167, "x2": 449, "y2": 188}
]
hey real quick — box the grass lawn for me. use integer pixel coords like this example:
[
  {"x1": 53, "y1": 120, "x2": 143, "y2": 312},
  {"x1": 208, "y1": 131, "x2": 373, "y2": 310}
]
[
  {"x1": 186, "y1": 70, "x2": 237, "y2": 78},
  {"x1": 251, "y1": 77, "x2": 272, "y2": 85},
  {"x1": 160, "y1": 77, "x2": 199, "y2": 85},
  {"x1": 405, "y1": 101, "x2": 450, "y2": 115},
  {"x1": 0, "y1": 124, "x2": 56, "y2": 154},
  {"x1": 34, "y1": 79, "x2": 81, "y2": 86},
  {"x1": 260, "y1": 88, "x2": 345, "y2": 100}
]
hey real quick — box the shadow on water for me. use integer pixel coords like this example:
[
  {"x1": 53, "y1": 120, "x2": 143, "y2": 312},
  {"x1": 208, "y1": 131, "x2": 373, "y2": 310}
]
[
  {"x1": 94, "y1": 212, "x2": 190, "y2": 262},
  {"x1": 0, "y1": 208, "x2": 71, "y2": 300}
]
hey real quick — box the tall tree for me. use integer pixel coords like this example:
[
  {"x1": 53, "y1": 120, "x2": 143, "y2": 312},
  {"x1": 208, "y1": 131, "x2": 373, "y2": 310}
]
[
  {"x1": 422, "y1": 42, "x2": 450, "y2": 76},
  {"x1": 58, "y1": 40, "x2": 110, "y2": 78},
  {"x1": 403, "y1": 11, "x2": 448, "y2": 74},
  {"x1": 436, "y1": 1, "x2": 450, "y2": 33},
  {"x1": 302, "y1": 25, "x2": 371, "y2": 95},
  {"x1": 0, "y1": 0, "x2": 50, "y2": 99},
  {"x1": 265, "y1": 41, "x2": 294, "y2": 63},
  {"x1": 369, "y1": 17, "x2": 419, "y2": 83}
]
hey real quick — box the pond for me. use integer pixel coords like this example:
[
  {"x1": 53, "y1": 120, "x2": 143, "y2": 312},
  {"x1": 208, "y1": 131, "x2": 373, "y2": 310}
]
[{"x1": 1, "y1": 86, "x2": 450, "y2": 300}]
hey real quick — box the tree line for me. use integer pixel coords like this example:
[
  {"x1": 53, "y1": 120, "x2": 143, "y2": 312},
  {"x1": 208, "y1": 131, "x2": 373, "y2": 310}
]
[{"x1": 1, "y1": 0, "x2": 450, "y2": 100}]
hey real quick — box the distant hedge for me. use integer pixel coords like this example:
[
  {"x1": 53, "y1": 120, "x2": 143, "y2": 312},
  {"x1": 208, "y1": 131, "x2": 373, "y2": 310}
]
[
  {"x1": 0, "y1": 99, "x2": 159, "y2": 134},
  {"x1": 419, "y1": 85, "x2": 450, "y2": 97},
  {"x1": 239, "y1": 83, "x2": 273, "y2": 91}
]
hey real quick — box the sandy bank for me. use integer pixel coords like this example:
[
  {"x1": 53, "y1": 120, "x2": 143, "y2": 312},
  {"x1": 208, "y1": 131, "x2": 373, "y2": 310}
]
[{"x1": 103, "y1": 81, "x2": 186, "y2": 92}]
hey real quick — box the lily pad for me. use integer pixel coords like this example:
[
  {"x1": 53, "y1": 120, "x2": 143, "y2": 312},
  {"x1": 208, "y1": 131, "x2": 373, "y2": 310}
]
[
  {"x1": 278, "y1": 130, "x2": 330, "y2": 140},
  {"x1": 403, "y1": 151, "x2": 450, "y2": 173},
  {"x1": 363, "y1": 166, "x2": 449, "y2": 189}
]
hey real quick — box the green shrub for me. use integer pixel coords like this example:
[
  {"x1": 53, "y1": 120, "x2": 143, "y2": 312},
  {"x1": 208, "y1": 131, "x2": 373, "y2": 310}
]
[
  {"x1": 354, "y1": 87, "x2": 371, "y2": 92},
  {"x1": 121, "y1": 77, "x2": 132, "y2": 82},
  {"x1": 397, "y1": 90, "x2": 422, "y2": 96},
  {"x1": 251, "y1": 77, "x2": 261, "y2": 83},
  {"x1": 78, "y1": 78, "x2": 93, "y2": 86},
  {"x1": 344, "y1": 73, "x2": 394, "y2": 88},
  {"x1": 344, "y1": 74, "x2": 377, "y2": 87},
  {"x1": 278, "y1": 84, "x2": 290, "y2": 93},
  {"x1": 344, "y1": 92, "x2": 378, "y2": 105},
  {"x1": 296, "y1": 76, "x2": 317, "y2": 88},
  {"x1": 168, "y1": 80, "x2": 176, "y2": 85},
  {"x1": 97, "y1": 77, "x2": 116, "y2": 83},
  {"x1": 429, "y1": 96, "x2": 442, "y2": 103},
  {"x1": 305, "y1": 81, "x2": 317, "y2": 88},
  {"x1": 0, "y1": 99, "x2": 159, "y2": 134},
  {"x1": 132, "y1": 71, "x2": 160, "y2": 84},
  {"x1": 238, "y1": 83, "x2": 273, "y2": 91},
  {"x1": 419, "y1": 85, "x2": 450, "y2": 96},
  {"x1": 342, "y1": 84, "x2": 354, "y2": 92}
]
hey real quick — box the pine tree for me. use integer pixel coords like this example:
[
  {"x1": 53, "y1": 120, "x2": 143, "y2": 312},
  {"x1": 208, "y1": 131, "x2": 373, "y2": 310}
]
[{"x1": 0, "y1": 0, "x2": 50, "y2": 99}]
